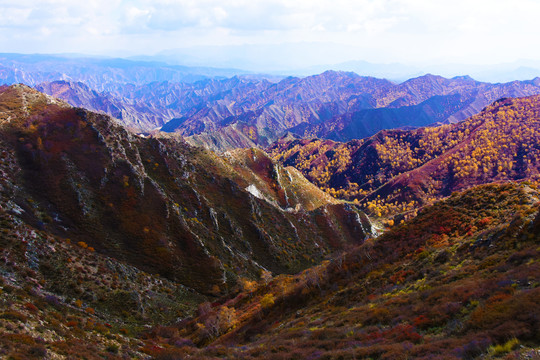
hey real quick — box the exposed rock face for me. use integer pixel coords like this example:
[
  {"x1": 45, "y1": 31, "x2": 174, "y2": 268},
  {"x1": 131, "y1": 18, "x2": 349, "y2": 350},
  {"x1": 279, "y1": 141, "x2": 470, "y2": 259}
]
[
  {"x1": 34, "y1": 72, "x2": 540, "y2": 149},
  {"x1": 0, "y1": 85, "x2": 371, "y2": 296}
]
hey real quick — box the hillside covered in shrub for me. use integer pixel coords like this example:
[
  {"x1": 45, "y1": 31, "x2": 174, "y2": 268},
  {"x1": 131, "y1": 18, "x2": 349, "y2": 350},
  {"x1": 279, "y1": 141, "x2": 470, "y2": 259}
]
[
  {"x1": 0, "y1": 85, "x2": 539, "y2": 359},
  {"x1": 269, "y1": 96, "x2": 540, "y2": 221},
  {"x1": 160, "y1": 183, "x2": 540, "y2": 359},
  {"x1": 0, "y1": 85, "x2": 373, "y2": 358}
]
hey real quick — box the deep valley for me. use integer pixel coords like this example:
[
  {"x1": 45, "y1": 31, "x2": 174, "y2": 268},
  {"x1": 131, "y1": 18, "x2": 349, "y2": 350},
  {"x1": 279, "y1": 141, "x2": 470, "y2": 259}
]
[{"x1": 0, "y1": 56, "x2": 538, "y2": 359}]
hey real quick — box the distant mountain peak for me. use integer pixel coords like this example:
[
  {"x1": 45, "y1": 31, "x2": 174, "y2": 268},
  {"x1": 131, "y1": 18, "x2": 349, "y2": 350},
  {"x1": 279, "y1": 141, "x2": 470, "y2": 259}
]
[
  {"x1": 404, "y1": 73, "x2": 447, "y2": 83},
  {"x1": 318, "y1": 69, "x2": 360, "y2": 78},
  {"x1": 451, "y1": 74, "x2": 475, "y2": 81}
]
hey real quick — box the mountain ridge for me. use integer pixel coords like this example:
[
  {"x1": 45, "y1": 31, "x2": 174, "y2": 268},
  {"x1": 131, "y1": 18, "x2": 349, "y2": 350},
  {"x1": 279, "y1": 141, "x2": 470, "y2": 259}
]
[
  {"x1": 0, "y1": 84, "x2": 371, "y2": 297},
  {"x1": 268, "y1": 95, "x2": 540, "y2": 221},
  {"x1": 27, "y1": 72, "x2": 540, "y2": 150}
]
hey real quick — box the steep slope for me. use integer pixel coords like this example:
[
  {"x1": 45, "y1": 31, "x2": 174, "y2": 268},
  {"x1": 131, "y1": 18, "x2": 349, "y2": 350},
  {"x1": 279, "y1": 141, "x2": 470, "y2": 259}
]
[
  {"x1": 32, "y1": 73, "x2": 540, "y2": 146},
  {"x1": 0, "y1": 84, "x2": 377, "y2": 357},
  {"x1": 0, "y1": 202, "x2": 207, "y2": 358},
  {"x1": 168, "y1": 74, "x2": 540, "y2": 148},
  {"x1": 0, "y1": 85, "x2": 371, "y2": 298},
  {"x1": 36, "y1": 72, "x2": 382, "y2": 135},
  {"x1": 2, "y1": 167, "x2": 539, "y2": 357},
  {"x1": 162, "y1": 183, "x2": 540, "y2": 359},
  {"x1": 183, "y1": 123, "x2": 262, "y2": 152},
  {"x1": 35, "y1": 80, "x2": 167, "y2": 131},
  {"x1": 269, "y1": 95, "x2": 540, "y2": 220},
  {"x1": 293, "y1": 93, "x2": 472, "y2": 142}
]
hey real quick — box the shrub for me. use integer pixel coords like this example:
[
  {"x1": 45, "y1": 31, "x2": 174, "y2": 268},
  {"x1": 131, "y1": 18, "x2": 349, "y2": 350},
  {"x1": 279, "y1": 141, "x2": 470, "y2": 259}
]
[
  {"x1": 28, "y1": 345, "x2": 48, "y2": 357},
  {"x1": 0, "y1": 310, "x2": 27, "y2": 322},
  {"x1": 364, "y1": 307, "x2": 391, "y2": 325},
  {"x1": 488, "y1": 338, "x2": 519, "y2": 356},
  {"x1": 197, "y1": 302, "x2": 212, "y2": 317},
  {"x1": 24, "y1": 302, "x2": 39, "y2": 313},
  {"x1": 153, "y1": 348, "x2": 187, "y2": 360},
  {"x1": 261, "y1": 294, "x2": 275, "y2": 309},
  {"x1": 106, "y1": 344, "x2": 119, "y2": 354},
  {"x1": 44, "y1": 294, "x2": 61, "y2": 308},
  {"x1": 84, "y1": 307, "x2": 95, "y2": 315},
  {"x1": 454, "y1": 338, "x2": 491, "y2": 360},
  {"x1": 154, "y1": 326, "x2": 179, "y2": 339}
]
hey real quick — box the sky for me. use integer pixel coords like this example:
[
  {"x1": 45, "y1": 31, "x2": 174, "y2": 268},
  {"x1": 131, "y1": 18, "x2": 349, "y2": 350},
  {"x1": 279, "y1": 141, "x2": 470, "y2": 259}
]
[{"x1": 1, "y1": 0, "x2": 540, "y2": 71}]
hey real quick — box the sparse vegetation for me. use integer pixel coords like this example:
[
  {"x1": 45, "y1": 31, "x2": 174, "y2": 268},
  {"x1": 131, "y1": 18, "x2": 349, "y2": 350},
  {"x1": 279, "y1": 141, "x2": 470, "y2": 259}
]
[{"x1": 0, "y1": 85, "x2": 371, "y2": 358}]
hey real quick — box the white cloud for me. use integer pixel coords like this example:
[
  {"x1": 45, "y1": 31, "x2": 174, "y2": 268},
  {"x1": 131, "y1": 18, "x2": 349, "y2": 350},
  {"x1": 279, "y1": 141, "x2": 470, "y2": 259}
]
[
  {"x1": 0, "y1": 6, "x2": 32, "y2": 26},
  {"x1": 0, "y1": 0, "x2": 539, "y2": 66}
]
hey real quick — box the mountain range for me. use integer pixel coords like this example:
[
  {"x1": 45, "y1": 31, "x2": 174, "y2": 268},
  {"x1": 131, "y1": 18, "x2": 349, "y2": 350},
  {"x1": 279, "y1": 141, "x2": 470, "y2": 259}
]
[
  {"x1": 137, "y1": 44, "x2": 540, "y2": 82},
  {"x1": 33, "y1": 72, "x2": 540, "y2": 152},
  {"x1": 4, "y1": 54, "x2": 540, "y2": 153},
  {"x1": 0, "y1": 54, "x2": 539, "y2": 359},
  {"x1": 0, "y1": 53, "x2": 249, "y2": 91}
]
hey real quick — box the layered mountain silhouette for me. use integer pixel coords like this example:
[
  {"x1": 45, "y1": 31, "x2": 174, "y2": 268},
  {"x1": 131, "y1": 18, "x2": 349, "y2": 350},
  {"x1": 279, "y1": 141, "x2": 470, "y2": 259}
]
[
  {"x1": 33, "y1": 72, "x2": 540, "y2": 151},
  {"x1": 0, "y1": 53, "x2": 247, "y2": 90}
]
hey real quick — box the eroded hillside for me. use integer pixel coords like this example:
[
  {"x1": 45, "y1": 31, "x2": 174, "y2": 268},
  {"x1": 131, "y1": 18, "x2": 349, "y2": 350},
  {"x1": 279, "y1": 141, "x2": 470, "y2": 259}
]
[
  {"x1": 0, "y1": 84, "x2": 370, "y2": 296},
  {"x1": 35, "y1": 73, "x2": 540, "y2": 150},
  {"x1": 162, "y1": 183, "x2": 540, "y2": 359},
  {"x1": 0, "y1": 85, "x2": 539, "y2": 359}
]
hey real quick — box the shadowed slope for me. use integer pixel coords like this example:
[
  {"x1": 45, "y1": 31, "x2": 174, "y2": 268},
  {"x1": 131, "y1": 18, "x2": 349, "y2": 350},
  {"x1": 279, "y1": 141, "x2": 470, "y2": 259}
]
[{"x1": 0, "y1": 85, "x2": 371, "y2": 297}]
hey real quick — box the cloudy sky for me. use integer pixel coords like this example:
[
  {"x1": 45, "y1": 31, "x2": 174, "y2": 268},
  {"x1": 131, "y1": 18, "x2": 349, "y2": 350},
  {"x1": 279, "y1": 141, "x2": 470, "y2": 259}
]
[{"x1": 1, "y1": 0, "x2": 540, "y2": 70}]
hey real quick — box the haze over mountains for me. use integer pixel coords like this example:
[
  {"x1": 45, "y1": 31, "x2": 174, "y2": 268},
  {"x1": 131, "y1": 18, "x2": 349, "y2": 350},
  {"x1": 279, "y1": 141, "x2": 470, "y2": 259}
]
[
  {"x1": 142, "y1": 43, "x2": 540, "y2": 82},
  {"x1": 2, "y1": 53, "x2": 537, "y2": 152},
  {"x1": 0, "y1": 53, "x2": 250, "y2": 91}
]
